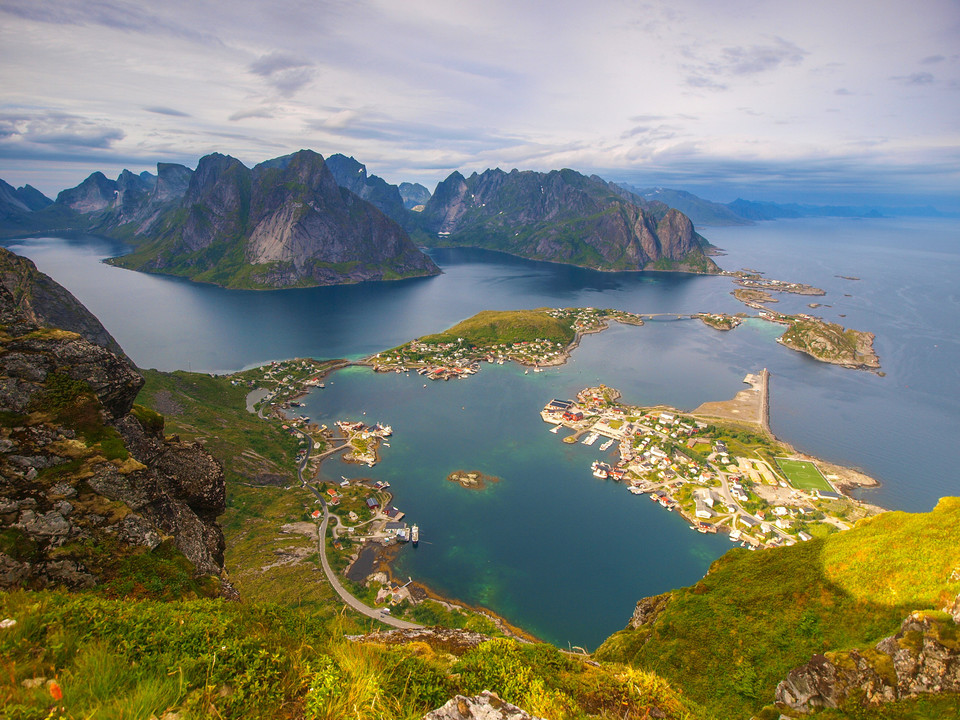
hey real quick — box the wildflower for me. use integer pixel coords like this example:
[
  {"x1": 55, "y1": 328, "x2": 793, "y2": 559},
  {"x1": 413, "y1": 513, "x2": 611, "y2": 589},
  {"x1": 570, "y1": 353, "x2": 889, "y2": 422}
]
[{"x1": 49, "y1": 681, "x2": 63, "y2": 700}]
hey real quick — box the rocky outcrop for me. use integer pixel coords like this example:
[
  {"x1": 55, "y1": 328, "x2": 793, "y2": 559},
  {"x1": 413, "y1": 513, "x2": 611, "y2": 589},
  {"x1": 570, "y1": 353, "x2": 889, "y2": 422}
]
[
  {"x1": 775, "y1": 608, "x2": 960, "y2": 711},
  {"x1": 415, "y1": 168, "x2": 719, "y2": 273},
  {"x1": 112, "y1": 149, "x2": 439, "y2": 288},
  {"x1": 0, "y1": 253, "x2": 228, "y2": 591},
  {"x1": 425, "y1": 691, "x2": 543, "y2": 720},
  {"x1": 0, "y1": 247, "x2": 126, "y2": 357},
  {"x1": 778, "y1": 319, "x2": 881, "y2": 371},
  {"x1": 628, "y1": 592, "x2": 672, "y2": 629},
  {"x1": 349, "y1": 627, "x2": 497, "y2": 655}
]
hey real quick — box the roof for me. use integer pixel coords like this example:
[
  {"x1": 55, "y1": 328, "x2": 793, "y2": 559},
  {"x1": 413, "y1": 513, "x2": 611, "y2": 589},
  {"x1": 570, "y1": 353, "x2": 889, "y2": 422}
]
[{"x1": 366, "y1": 497, "x2": 380, "y2": 508}]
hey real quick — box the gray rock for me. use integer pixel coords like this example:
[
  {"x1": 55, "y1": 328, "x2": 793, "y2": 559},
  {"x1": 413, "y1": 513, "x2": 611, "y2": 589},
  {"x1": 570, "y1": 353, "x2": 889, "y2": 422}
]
[
  {"x1": 775, "y1": 611, "x2": 960, "y2": 711},
  {"x1": 55, "y1": 500, "x2": 73, "y2": 516},
  {"x1": 116, "y1": 513, "x2": 161, "y2": 549},
  {"x1": 424, "y1": 691, "x2": 543, "y2": 720},
  {"x1": 17, "y1": 510, "x2": 71, "y2": 540},
  {"x1": 48, "y1": 482, "x2": 77, "y2": 499}
]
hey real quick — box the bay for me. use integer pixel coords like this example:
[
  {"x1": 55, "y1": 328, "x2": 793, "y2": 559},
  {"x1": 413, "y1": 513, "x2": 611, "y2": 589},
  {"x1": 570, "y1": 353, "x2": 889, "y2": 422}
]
[{"x1": 5, "y1": 216, "x2": 959, "y2": 647}]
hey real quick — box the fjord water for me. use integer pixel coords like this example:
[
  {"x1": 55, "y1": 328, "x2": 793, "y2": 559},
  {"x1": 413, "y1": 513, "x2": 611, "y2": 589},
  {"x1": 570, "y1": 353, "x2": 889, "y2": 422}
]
[{"x1": 6, "y1": 217, "x2": 959, "y2": 646}]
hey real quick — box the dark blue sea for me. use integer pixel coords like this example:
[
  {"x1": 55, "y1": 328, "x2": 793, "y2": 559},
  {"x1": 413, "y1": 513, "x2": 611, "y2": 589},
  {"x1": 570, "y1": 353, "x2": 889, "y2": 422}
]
[{"x1": 6, "y1": 216, "x2": 959, "y2": 647}]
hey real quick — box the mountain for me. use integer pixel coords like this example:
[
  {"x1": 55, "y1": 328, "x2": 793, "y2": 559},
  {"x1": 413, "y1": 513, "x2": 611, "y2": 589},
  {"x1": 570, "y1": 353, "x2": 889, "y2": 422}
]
[
  {"x1": 109, "y1": 150, "x2": 439, "y2": 289},
  {"x1": 0, "y1": 247, "x2": 126, "y2": 357},
  {"x1": 399, "y1": 181, "x2": 431, "y2": 209},
  {"x1": 0, "y1": 248, "x2": 229, "y2": 594},
  {"x1": 324, "y1": 153, "x2": 407, "y2": 223},
  {"x1": 414, "y1": 168, "x2": 720, "y2": 273},
  {"x1": 0, "y1": 179, "x2": 54, "y2": 221},
  {"x1": 727, "y1": 198, "x2": 885, "y2": 220},
  {"x1": 620, "y1": 184, "x2": 752, "y2": 226}
]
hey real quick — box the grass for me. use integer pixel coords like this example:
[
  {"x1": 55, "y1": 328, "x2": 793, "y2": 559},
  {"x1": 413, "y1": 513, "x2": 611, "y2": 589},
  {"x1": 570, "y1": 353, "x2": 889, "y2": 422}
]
[
  {"x1": 776, "y1": 457, "x2": 833, "y2": 493},
  {"x1": 137, "y1": 368, "x2": 300, "y2": 484},
  {"x1": 420, "y1": 309, "x2": 576, "y2": 347},
  {"x1": 0, "y1": 589, "x2": 700, "y2": 720},
  {"x1": 595, "y1": 497, "x2": 960, "y2": 719}
]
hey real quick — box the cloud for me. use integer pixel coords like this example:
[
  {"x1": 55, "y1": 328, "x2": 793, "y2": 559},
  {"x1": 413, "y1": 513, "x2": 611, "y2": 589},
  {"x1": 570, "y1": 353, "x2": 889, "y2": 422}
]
[
  {"x1": 920, "y1": 55, "x2": 945, "y2": 64},
  {"x1": 248, "y1": 52, "x2": 315, "y2": 96},
  {"x1": 834, "y1": 88, "x2": 855, "y2": 96},
  {"x1": 890, "y1": 72, "x2": 934, "y2": 85},
  {"x1": 721, "y1": 37, "x2": 808, "y2": 75},
  {"x1": 0, "y1": 0, "x2": 221, "y2": 45},
  {"x1": 144, "y1": 106, "x2": 191, "y2": 117},
  {"x1": 0, "y1": 111, "x2": 125, "y2": 152},
  {"x1": 228, "y1": 108, "x2": 274, "y2": 122}
]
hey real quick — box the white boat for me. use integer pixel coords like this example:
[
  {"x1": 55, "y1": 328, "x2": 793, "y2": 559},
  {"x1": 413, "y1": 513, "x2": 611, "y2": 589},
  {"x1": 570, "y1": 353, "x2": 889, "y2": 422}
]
[
  {"x1": 591, "y1": 461, "x2": 611, "y2": 479},
  {"x1": 628, "y1": 486, "x2": 644, "y2": 495},
  {"x1": 599, "y1": 438, "x2": 614, "y2": 451},
  {"x1": 411, "y1": 525, "x2": 419, "y2": 545}
]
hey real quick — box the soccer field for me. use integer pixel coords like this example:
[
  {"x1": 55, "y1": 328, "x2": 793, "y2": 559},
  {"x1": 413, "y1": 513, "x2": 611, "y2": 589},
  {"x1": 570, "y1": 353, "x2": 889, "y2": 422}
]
[{"x1": 775, "y1": 458, "x2": 833, "y2": 492}]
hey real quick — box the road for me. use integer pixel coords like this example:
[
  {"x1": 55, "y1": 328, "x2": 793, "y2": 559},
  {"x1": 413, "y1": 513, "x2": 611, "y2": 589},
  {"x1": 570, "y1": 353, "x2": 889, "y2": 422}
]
[{"x1": 305, "y1": 484, "x2": 423, "y2": 629}]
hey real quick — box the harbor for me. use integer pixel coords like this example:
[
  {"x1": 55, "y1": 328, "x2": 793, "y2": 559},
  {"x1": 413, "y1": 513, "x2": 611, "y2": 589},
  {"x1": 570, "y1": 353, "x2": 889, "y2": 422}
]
[{"x1": 539, "y1": 375, "x2": 878, "y2": 550}]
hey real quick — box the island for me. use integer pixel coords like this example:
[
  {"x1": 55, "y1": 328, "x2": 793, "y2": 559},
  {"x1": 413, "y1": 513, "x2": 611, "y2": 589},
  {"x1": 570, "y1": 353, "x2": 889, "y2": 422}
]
[
  {"x1": 447, "y1": 470, "x2": 501, "y2": 490},
  {"x1": 777, "y1": 317, "x2": 881, "y2": 370}
]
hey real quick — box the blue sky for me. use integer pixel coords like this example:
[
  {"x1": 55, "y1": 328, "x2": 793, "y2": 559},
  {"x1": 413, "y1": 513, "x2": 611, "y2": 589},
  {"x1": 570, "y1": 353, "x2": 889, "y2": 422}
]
[{"x1": 1, "y1": 0, "x2": 958, "y2": 208}]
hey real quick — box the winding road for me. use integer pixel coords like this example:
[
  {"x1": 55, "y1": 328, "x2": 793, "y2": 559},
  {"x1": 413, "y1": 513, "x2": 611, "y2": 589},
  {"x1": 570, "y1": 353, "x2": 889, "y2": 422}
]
[{"x1": 258, "y1": 383, "x2": 422, "y2": 629}]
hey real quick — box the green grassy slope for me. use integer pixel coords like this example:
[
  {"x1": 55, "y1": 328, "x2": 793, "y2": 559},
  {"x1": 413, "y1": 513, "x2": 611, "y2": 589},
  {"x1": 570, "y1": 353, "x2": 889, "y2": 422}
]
[
  {"x1": 420, "y1": 309, "x2": 576, "y2": 347},
  {"x1": 596, "y1": 497, "x2": 960, "y2": 719}
]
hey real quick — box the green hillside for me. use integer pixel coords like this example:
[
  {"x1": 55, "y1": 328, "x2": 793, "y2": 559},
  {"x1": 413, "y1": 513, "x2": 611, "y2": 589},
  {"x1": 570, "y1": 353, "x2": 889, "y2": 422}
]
[
  {"x1": 420, "y1": 309, "x2": 576, "y2": 347},
  {"x1": 596, "y1": 497, "x2": 960, "y2": 719}
]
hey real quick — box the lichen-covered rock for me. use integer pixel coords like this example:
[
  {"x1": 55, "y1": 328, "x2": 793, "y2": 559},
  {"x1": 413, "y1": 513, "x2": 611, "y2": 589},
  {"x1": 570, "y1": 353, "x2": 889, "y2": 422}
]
[
  {"x1": 424, "y1": 691, "x2": 543, "y2": 720},
  {"x1": 775, "y1": 611, "x2": 960, "y2": 711},
  {"x1": 0, "y1": 250, "x2": 228, "y2": 592},
  {"x1": 349, "y1": 627, "x2": 498, "y2": 655}
]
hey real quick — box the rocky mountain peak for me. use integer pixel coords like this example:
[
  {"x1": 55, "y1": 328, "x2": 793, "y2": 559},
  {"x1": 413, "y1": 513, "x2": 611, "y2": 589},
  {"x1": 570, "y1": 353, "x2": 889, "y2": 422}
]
[{"x1": 55, "y1": 171, "x2": 118, "y2": 213}]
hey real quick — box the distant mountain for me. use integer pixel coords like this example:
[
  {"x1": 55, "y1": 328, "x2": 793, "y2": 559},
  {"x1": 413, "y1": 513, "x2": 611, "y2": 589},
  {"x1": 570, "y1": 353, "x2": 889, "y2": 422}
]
[
  {"x1": 414, "y1": 168, "x2": 719, "y2": 273},
  {"x1": 620, "y1": 185, "x2": 751, "y2": 227},
  {"x1": 108, "y1": 150, "x2": 439, "y2": 289},
  {"x1": 727, "y1": 198, "x2": 886, "y2": 221},
  {"x1": 399, "y1": 182, "x2": 431, "y2": 210},
  {"x1": 324, "y1": 154, "x2": 407, "y2": 223},
  {"x1": 0, "y1": 179, "x2": 53, "y2": 220}
]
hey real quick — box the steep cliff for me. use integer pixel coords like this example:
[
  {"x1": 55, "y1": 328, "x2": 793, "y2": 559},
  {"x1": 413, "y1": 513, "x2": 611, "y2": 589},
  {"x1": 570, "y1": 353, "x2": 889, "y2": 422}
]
[
  {"x1": 110, "y1": 150, "x2": 439, "y2": 288},
  {"x1": 0, "y1": 251, "x2": 228, "y2": 593},
  {"x1": 399, "y1": 181, "x2": 431, "y2": 209},
  {"x1": 414, "y1": 168, "x2": 719, "y2": 273},
  {"x1": 0, "y1": 247, "x2": 126, "y2": 357}
]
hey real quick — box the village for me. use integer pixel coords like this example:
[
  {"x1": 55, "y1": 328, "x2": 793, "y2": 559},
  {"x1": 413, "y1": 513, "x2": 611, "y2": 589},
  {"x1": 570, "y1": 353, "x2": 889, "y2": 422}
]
[
  {"x1": 540, "y1": 384, "x2": 873, "y2": 549},
  {"x1": 369, "y1": 307, "x2": 649, "y2": 378}
]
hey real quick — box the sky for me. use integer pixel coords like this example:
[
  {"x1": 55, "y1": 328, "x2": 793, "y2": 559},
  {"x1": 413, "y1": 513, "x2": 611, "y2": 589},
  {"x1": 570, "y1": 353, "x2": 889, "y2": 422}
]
[{"x1": 1, "y1": 0, "x2": 959, "y2": 209}]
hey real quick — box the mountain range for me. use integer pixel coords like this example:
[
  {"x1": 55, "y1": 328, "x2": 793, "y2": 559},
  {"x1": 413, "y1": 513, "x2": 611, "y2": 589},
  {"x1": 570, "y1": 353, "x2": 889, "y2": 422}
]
[
  {"x1": 411, "y1": 168, "x2": 719, "y2": 273},
  {"x1": 621, "y1": 184, "x2": 955, "y2": 226},
  {"x1": 0, "y1": 153, "x2": 724, "y2": 286}
]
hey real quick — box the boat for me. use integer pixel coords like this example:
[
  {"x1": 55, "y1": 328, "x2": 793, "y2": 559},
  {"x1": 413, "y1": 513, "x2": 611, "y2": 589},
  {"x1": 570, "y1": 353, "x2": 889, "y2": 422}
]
[
  {"x1": 628, "y1": 486, "x2": 644, "y2": 495},
  {"x1": 591, "y1": 461, "x2": 611, "y2": 479},
  {"x1": 599, "y1": 438, "x2": 614, "y2": 451},
  {"x1": 318, "y1": 382, "x2": 325, "y2": 389},
  {"x1": 411, "y1": 524, "x2": 419, "y2": 545}
]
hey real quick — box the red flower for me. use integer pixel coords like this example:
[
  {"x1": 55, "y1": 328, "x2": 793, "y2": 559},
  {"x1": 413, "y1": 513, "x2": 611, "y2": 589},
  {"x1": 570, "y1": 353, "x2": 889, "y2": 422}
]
[{"x1": 49, "y1": 681, "x2": 63, "y2": 700}]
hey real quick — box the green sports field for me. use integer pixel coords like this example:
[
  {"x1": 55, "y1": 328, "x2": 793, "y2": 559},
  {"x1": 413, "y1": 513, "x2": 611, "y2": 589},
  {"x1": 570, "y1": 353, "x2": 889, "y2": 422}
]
[{"x1": 775, "y1": 457, "x2": 833, "y2": 492}]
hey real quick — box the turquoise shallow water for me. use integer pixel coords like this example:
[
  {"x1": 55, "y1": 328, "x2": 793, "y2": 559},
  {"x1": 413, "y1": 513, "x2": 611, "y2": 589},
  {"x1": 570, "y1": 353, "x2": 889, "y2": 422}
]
[{"x1": 5, "y1": 216, "x2": 960, "y2": 646}]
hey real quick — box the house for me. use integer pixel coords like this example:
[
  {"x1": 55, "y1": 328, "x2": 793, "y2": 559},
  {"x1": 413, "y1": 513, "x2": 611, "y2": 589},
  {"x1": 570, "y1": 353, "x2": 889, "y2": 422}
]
[
  {"x1": 776, "y1": 517, "x2": 792, "y2": 530},
  {"x1": 385, "y1": 506, "x2": 405, "y2": 521},
  {"x1": 818, "y1": 490, "x2": 841, "y2": 500},
  {"x1": 545, "y1": 399, "x2": 574, "y2": 412},
  {"x1": 383, "y1": 521, "x2": 406, "y2": 536},
  {"x1": 366, "y1": 497, "x2": 381, "y2": 511},
  {"x1": 695, "y1": 498, "x2": 715, "y2": 519},
  {"x1": 798, "y1": 531, "x2": 813, "y2": 542},
  {"x1": 772, "y1": 506, "x2": 789, "y2": 517},
  {"x1": 563, "y1": 410, "x2": 584, "y2": 422},
  {"x1": 739, "y1": 515, "x2": 759, "y2": 528}
]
